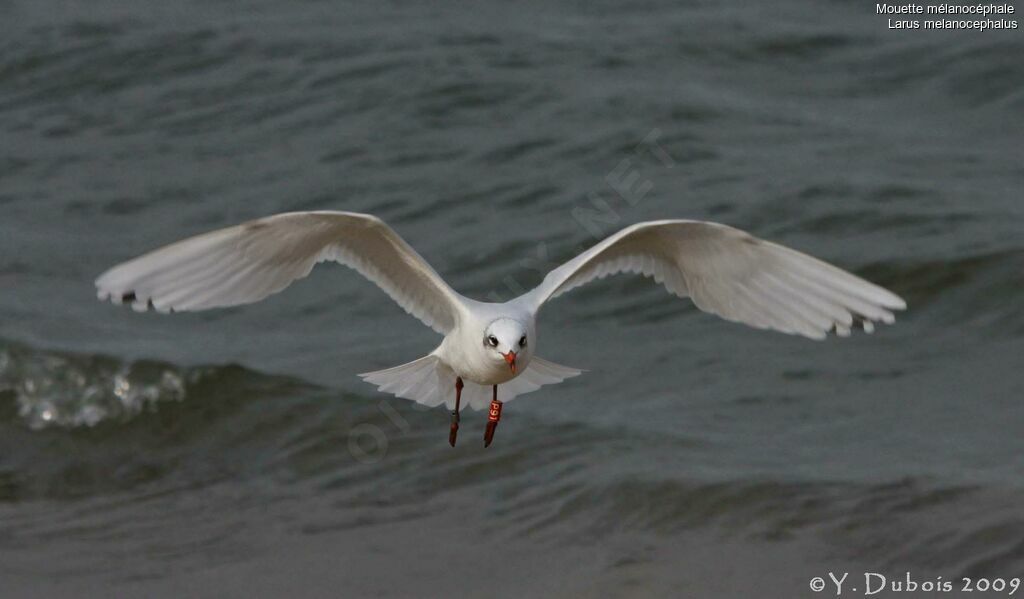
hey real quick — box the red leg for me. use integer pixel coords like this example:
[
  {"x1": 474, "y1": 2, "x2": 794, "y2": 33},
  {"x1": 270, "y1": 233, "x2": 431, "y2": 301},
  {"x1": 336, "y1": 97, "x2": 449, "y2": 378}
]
[
  {"x1": 449, "y1": 377, "x2": 464, "y2": 447},
  {"x1": 484, "y1": 384, "x2": 502, "y2": 448}
]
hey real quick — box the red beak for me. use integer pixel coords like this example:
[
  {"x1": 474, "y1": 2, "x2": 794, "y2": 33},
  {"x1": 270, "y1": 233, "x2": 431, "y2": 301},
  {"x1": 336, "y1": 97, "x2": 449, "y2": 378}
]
[{"x1": 502, "y1": 351, "x2": 517, "y2": 375}]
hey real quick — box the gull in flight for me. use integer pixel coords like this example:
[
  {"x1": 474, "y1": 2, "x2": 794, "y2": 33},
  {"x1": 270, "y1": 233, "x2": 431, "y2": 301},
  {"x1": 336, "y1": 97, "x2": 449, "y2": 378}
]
[{"x1": 96, "y1": 211, "x2": 906, "y2": 447}]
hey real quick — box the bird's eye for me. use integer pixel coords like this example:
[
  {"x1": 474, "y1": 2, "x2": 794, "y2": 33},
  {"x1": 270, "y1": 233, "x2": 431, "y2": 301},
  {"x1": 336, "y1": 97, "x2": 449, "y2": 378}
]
[
  {"x1": 487, "y1": 335, "x2": 499, "y2": 347},
  {"x1": 519, "y1": 336, "x2": 527, "y2": 347}
]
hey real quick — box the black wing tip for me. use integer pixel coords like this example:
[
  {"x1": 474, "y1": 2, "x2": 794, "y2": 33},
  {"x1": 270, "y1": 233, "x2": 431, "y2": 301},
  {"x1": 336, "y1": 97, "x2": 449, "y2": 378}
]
[
  {"x1": 101, "y1": 289, "x2": 160, "y2": 312},
  {"x1": 827, "y1": 313, "x2": 899, "y2": 338}
]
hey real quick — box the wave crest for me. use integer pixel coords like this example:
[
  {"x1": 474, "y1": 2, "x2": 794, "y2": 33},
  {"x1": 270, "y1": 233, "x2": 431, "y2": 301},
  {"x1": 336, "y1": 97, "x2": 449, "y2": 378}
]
[{"x1": 0, "y1": 344, "x2": 188, "y2": 430}]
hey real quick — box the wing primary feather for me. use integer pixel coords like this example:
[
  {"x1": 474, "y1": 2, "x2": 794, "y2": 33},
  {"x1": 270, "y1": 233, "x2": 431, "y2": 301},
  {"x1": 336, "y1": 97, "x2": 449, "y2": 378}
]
[
  {"x1": 747, "y1": 277, "x2": 827, "y2": 339},
  {"x1": 768, "y1": 244, "x2": 905, "y2": 309},
  {"x1": 779, "y1": 268, "x2": 895, "y2": 325},
  {"x1": 758, "y1": 272, "x2": 841, "y2": 332}
]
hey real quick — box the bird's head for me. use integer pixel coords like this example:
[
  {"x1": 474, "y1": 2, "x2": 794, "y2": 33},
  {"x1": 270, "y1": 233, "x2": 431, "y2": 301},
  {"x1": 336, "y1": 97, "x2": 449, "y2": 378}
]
[{"x1": 483, "y1": 318, "x2": 529, "y2": 375}]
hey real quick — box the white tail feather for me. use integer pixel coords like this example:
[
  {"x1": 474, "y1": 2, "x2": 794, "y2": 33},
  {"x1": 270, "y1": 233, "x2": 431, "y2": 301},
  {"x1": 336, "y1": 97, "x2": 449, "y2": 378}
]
[{"x1": 359, "y1": 355, "x2": 582, "y2": 411}]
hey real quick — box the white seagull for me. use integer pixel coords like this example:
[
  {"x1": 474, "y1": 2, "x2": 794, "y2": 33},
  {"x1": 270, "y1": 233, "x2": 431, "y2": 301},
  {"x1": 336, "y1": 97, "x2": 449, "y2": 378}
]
[{"x1": 96, "y1": 211, "x2": 906, "y2": 447}]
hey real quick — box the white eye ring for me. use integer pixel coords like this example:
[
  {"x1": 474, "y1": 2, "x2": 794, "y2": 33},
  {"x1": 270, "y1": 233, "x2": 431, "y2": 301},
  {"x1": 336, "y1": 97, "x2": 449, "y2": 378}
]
[{"x1": 487, "y1": 335, "x2": 499, "y2": 347}]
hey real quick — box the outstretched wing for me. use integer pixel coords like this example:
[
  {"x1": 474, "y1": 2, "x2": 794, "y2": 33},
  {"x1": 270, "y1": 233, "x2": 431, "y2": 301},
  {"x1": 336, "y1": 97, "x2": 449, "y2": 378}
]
[
  {"x1": 519, "y1": 220, "x2": 906, "y2": 340},
  {"x1": 96, "y1": 211, "x2": 464, "y2": 334}
]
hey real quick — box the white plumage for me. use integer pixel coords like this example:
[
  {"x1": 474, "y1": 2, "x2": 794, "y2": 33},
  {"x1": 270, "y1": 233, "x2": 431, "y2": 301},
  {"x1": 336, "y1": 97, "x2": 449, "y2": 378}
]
[{"x1": 96, "y1": 211, "x2": 906, "y2": 414}]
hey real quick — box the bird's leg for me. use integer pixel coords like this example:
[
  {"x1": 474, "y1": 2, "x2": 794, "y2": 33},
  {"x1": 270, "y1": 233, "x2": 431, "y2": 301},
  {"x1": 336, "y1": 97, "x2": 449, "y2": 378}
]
[
  {"x1": 449, "y1": 377, "x2": 464, "y2": 447},
  {"x1": 484, "y1": 385, "x2": 502, "y2": 448}
]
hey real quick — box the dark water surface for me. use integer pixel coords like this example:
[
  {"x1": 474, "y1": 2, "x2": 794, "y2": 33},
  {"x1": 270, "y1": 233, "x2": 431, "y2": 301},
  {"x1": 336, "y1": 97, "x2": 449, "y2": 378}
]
[{"x1": 2, "y1": 1, "x2": 1023, "y2": 597}]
